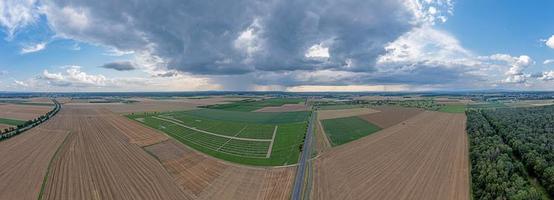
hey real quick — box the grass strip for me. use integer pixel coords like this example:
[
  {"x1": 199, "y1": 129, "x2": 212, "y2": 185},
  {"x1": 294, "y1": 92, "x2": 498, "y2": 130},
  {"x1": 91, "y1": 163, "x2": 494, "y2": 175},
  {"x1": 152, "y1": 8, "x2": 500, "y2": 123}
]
[{"x1": 38, "y1": 131, "x2": 72, "y2": 200}]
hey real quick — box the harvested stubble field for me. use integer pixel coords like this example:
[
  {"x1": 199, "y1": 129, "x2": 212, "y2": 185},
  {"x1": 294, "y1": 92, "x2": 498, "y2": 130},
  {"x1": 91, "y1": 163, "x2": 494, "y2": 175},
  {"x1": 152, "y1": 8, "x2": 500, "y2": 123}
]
[
  {"x1": 67, "y1": 96, "x2": 244, "y2": 114},
  {"x1": 145, "y1": 140, "x2": 296, "y2": 200},
  {"x1": 317, "y1": 108, "x2": 379, "y2": 120},
  {"x1": 358, "y1": 106, "x2": 423, "y2": 128},
  {"x1": 312, "y1": 111, "x2": 469, "y2": 200},
  {"x1": 0, "y1": 103, "x2": 53, "y2": 120},
  {"x1": 0, "y1": 118, "x2": 70, "y2": 200},
  {"x1": 41, "y1": 106, "x2": 188, "y2": 200}
]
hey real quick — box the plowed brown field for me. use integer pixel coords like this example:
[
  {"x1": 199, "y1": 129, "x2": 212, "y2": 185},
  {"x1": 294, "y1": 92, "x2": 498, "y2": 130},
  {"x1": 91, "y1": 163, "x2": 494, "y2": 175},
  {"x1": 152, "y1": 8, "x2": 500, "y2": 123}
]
[
  {"x1": 0, "y1": 104, "x2": 53, "y2": 120},
  {"x1": 312, "y1": 111, "x2": 469, "y2": 200},
  {"x1": 0, "y1": 115, "x2": 70, "y2": 200},
  {"x1": 98, "y1": 108, "x2": 168, "y2": 146},
  {"x1": 359, "y1": 106, "x2": 423, "y2": 128},
  {"x1": 67, "y1": 96, "x2": 245, "y2": 114},
  {"x1": 318, "y1": 108, "x2": 380, "y2": 120},
  {"x1": 41, "y1": 106, "x2": 188, "y2": 200},
  {"x1": 145, "y1": 140, "x2": 296, "y2": 200}
]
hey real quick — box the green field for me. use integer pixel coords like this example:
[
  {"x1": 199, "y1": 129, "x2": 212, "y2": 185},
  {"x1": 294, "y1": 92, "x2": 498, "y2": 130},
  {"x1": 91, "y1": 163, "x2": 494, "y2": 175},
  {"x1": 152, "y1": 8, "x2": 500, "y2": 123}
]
[
  {"x1": 202, "y1": 98, "x2": 305, "y2": 111},
  {"x1": 321, "y1": 116, "x2": 381, "y2": 146},
  {"x1": 176, "y1": 109, "x2": 309, "y2": 124},
  {"x1": 438, "y1": 104, "x2": 466, "y2": 113},
  {"x1": 128, "y1": 109, "x2": 308, "y2": 166},
  {"x1": 0, "y1": 118, "x2": 26, "y2": 126},
  {"x1": 467, "y1": 102, "x2": 508, "y2": 109}
]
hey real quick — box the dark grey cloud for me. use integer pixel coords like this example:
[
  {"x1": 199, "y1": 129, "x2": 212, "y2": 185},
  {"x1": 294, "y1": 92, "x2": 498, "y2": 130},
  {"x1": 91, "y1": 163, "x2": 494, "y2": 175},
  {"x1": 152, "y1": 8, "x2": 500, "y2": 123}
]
[
  {"x1": 100, "y1": 61, "x2": 136, "y2": 71},
  {"x1": 42, "y1": 0, "x2": 419, "y2": 75}
]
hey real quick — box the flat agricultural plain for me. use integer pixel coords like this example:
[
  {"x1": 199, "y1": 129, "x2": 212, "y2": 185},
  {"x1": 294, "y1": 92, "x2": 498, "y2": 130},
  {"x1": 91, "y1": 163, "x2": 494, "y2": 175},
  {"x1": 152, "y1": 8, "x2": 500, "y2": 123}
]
[
  {"x1": 254, "y1": 103, "x2": 307, "y2": 112},
  {"x1": 66, "y1": 96, "x2": 245, "y2": 114},
  {"x1": 0, "y1": 117, "x2": 70, "y2": 200},
  {"x1": 129, "y1": 109, "x2": 309, "y2": 166},
  {"x1": 317, "y1": 108, "x2": 380, "y2": 120},
  {"x1": 0, "y1": 103, "x2": 53, "y2": 120},
  {"x1": 41, "y1": 106, "x2": 188, "y2": 200},
  {"x1": 0, "y1": 103, "x2": 300, "y2": 200},
  {"x1": 145, "y1": 140, "x2": 296, "y2": 200},
  {"x1": 358, "y1": 106, "x2": 423, "y2": 128},
  {"x1": 320, "y1": 116, "x2": 381, "y2": 146},
  {"x1": 312, "y1": 111, "x2": 469, "y2": 200}
]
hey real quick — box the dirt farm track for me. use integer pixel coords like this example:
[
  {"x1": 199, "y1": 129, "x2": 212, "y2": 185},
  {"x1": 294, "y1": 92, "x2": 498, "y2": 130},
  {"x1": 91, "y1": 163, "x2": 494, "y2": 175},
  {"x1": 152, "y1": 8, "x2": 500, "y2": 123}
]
[{"x1": 312, "y1": 111, "x2": 470, "y2": 200}]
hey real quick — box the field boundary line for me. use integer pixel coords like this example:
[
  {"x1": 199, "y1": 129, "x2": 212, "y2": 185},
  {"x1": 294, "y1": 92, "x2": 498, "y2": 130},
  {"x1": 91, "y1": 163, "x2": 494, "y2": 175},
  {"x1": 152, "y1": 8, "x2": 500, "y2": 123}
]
[
  {"x1": 153, "y1": 116, "x2": 272, "y2": 142},
  {"x1": 38, "y1": 130, "x2": 72, "y2": 200},
  {"x1": 316, "y1": 118, "x2": 332, "y2": 148},
  {"x1": 266, "y1": 125, "x2": 278, "y2": 158}
]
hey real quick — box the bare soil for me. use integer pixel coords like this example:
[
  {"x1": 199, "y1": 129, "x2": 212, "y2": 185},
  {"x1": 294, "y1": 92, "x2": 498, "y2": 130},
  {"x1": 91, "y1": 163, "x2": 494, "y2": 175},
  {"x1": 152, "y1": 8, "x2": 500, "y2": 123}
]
[
  {"x1": 358, "y1": 106, "x2": 424, "y2": 128},
  {"x1": 145, "y1": 140, "x2": 296, "y2": 200},
  {"x1": 314, "y1": 117, "x2": 332, "y2": 154},
  {"x1": 312, "y1": 111, "x2": 469, "y2": 200},
  {"x1": 0, "y1": 104, "x2": 53, "y2": 120},
  {"x1": 41, "y1": 106, "x2": 189, "y2": 200},
  {"x1": 0, "y1": 116, "x2": 70, "y2": 200},
  {"x1": 318, "y1": 108, "x2": 380, "y2": 120},
  {"x1": 66, "y1": 97, "x2": 243, "y2": 114}
]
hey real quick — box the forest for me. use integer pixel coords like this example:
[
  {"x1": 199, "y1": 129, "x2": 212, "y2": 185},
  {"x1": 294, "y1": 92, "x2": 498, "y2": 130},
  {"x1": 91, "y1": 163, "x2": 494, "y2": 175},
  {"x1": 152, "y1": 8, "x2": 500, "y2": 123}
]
[{"x1": 467, "y1": 105, "x2": 554, "y2": 199}]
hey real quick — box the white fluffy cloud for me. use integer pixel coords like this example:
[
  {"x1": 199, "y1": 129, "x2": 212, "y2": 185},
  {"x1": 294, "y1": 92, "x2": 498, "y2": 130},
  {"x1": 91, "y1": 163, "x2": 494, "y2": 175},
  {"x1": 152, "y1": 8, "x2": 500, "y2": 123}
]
[
  {"x1": 544, "y1": 59, "x2": 554, "y2": 65},
  {"x1": 0, "y1": 0, "x2": 39, "y2": 39},
  {"x1": 537, "y1": 70, "x2": 554, "y2": 81},
  {"x1": 32, "y1": 66, "x2": 221, "y2": 91},
  {"x1": 487, "y1": 54, "x2": 533, "y2": 83},
  {"x1": 20, "y1": 41, "x2": 47, "y2": 54},
  {"x1": 546, "y1": 35, "x2": 554, "y2": 49},
  {"x1": 41, "y1": 66, "x2": 107, "y2": 87}
]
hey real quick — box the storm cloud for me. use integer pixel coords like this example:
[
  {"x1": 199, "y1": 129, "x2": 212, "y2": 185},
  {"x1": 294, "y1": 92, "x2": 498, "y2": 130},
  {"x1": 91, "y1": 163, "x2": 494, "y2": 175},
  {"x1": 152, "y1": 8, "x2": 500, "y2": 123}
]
[
  {"x1": 40, "y1": 0, "x2": 450, "y2": 75},
  {"x1": 100, "y1": 61, "x2": 136, "y2": 71}
]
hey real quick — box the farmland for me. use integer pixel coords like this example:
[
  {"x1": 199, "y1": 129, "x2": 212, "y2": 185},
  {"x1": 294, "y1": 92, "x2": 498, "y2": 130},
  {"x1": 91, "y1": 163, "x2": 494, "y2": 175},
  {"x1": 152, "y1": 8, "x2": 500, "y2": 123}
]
[
  {"x1": 144, "y1": 140, "x2": 296, "y2": 200},
  {"x1": 438, "y1": 104, "x2": 466, "y2": 113},
  {"x1": 321, "y1": 116, "x2": 381, "y2": 146},
  {"x1": 0, "y1": 117, "x2": 25, "y2": 126},
  {"x1": 129, "y1": 109, "x2": 310, "y2": 166},
  {"x1": 317, "y1": 107, "x2": 379, "y2": 120},
  {"x1": 41, "y1": 106, "x2": 188, "y2": 200},
  {"x1": 312, "y1": 111, "x2": 469, "y2": 199},
  {"x1": 358, "y1": 106, "x2": 423, "y2": 128},
  {"x1": 202, "y1": 98, "x2": 305, "y2": 112},
  {"x1": 0, "y1": 103, "x2": 53, "y2": 120},
  {"x1": 66, "y1": 96, "x2": 244, "y2": 114},
  {"x1": 0, "y1": 117, "x2": 70, "y2": 200}
]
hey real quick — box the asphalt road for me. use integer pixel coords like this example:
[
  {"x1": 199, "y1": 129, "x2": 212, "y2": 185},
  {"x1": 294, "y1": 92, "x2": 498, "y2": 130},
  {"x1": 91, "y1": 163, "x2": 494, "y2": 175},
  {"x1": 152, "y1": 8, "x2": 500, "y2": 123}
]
[{"x1": 291, "y1": 111, "x2": 315, "y2": 200}]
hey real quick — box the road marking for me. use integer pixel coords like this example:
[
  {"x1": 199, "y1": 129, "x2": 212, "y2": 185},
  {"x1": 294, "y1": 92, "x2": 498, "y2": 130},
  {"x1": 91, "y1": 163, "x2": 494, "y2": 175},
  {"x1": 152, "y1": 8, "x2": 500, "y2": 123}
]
[{"x1": 266, "y1": 125, "x2": 278, "y2": 158}]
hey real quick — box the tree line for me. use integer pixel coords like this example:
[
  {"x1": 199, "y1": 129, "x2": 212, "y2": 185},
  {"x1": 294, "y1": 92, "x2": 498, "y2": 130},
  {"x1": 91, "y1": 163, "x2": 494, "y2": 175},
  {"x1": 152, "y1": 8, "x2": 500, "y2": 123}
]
[
  {"x1": 466, "y1": 110, "x2": 544, "y2": 199},
  {"x1": 482, "y1": 105, "x2": 554, "y2": 198},
  {"x1": 0, "y1": 99, "x2": 61, "y2": 141}
]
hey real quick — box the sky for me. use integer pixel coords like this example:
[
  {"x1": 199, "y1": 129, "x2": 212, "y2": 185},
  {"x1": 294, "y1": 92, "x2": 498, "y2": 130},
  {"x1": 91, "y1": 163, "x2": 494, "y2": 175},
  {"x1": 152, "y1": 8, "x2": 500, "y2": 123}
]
[{"x1": 0, "y1": 0, "x2": 553, "y2": 92}]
